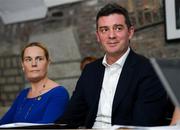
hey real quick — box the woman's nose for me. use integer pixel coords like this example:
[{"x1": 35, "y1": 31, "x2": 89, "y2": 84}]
[{"x1": 31, "y1": 59, "x2": 37, "y2": 67}]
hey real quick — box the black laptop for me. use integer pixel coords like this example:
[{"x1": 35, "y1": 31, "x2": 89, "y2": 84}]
[{"x1": 150, "y1": 58, "x2": 180, "y2": 108}]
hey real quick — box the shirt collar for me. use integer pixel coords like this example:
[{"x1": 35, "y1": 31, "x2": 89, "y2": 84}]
[{"x1": 102, "y1": 47, "x2": 130, "y2": 68}]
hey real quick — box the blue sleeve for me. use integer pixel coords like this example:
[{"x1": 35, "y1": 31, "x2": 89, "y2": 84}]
[
  {"x1": 38, "y1": 87, "x2": 69, "y2": 123},
  {"x1": 0, "y1": 89, "x2": 27, "y2": 125}
]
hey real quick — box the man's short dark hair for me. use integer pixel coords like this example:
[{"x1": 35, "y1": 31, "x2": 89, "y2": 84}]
[{"x1": 96, "y1": 3, "x2": 132, "y2": 29}]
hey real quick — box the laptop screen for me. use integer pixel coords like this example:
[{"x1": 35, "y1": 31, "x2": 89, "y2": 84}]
[{"x1": 150, "y1": 58, "x2": 180, "y2": 107}]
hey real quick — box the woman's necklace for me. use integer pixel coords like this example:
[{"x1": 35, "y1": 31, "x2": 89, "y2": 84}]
[
  {"x1": 36, "y1": 79, "x2": 48, "y2": 100},
  {"x1": 37, "y1": 85, "x2": 45, "y2": 100},
  {"x1": 29, "y1": 79, "x2": 48, "y2": 100}
]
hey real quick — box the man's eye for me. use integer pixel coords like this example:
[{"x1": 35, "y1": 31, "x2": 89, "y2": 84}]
[
  {"x1": 115, "y1": 26, "x2": 123, "y2": 31},
  {"x1": 100, "y1": 28, "x2": 108, "y2": 33}
]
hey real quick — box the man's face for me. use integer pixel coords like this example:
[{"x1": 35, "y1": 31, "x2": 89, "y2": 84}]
[{"x1": 96, "y1": 13, "x2": 134, "y2": 57}]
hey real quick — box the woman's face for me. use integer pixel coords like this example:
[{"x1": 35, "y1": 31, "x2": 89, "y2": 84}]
[{"x1": 22, "y1": 46, "x2": 49, "y2": 82}]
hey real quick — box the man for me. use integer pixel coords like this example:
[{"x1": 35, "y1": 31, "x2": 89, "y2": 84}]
[{"x1": 56, "y1": 3, "x2": 167, "y2": 128}]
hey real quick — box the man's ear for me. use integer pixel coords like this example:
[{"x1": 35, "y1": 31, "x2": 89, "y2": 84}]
[
  {"x1": 96, "y1": 31, "x2": 100, "y2": 42},
  {"x1": 128, "y1": 26, "x2": 135, "y2": 40}
]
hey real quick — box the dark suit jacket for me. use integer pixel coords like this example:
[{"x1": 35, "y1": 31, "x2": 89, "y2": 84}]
[{"x1": 56, "y1": 50, "x2": 168, "y2": 128}]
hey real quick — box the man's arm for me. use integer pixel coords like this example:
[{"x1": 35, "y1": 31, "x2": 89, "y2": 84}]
[
  {"x1": 55, "y1": 73, "x2": 88, "y2": 128},
  {"x1": 132, "y1": 62, "x2": 168, "y2": 126}
]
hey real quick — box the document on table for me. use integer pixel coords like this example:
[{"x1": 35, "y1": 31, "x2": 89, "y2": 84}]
[
  {"x1": 112, "y1": 125, "x2": 180, "y2": 130},
  {"x1": 145, "y1": 125, "x2": 180, "y2": 130},
  {"x1": 0, "y1": 122, "x2": 51, "y2": 128},
  {"x1": 1, "y1": 123, "x2": 180, "y2": 129}
]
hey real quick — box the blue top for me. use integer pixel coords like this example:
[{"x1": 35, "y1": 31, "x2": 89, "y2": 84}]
[{"x1": 0, "y1": 86, "x2": 69, "y2": 125}]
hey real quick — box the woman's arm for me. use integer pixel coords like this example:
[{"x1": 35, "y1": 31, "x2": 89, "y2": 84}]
[{"x1": 38, "y1": 87, "x2": 69, "y2": 123}]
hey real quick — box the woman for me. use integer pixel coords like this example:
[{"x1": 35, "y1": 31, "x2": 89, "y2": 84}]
[
  {"x1": 0, "y1": 42, "x2": 69, "y2": 125},
  {"x1": 80, "y1": 56, "x2": 97, "y2": 71},
  {"x1": 170, "y1": 107, "x2": 180, "y2": 125}
]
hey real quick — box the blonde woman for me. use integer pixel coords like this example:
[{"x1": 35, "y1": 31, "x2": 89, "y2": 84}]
[{"x1": 0, "y1": 42, "x2": 69, "y2": 125}]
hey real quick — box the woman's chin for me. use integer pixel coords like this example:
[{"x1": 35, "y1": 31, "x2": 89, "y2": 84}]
[{"x1": 27, "y1": 77, "x2": 42, "y2": 83}]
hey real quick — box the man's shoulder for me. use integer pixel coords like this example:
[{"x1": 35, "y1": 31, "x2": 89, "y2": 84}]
[
  {"x1": 85, "y1": 57, "x2": 103, "y2": 67},
  {"x1": 127, "y1": 50, "x2": 150, "y2": 65},
  {"x1": 129, "y1": 51, "x2": 156, "y2": 75},
  {"x1": 81, "y1": 57, "x2": 104, "y2": 76},
  {"x1": 130, "y1": 50, "x2": 148, "y2": 61}
]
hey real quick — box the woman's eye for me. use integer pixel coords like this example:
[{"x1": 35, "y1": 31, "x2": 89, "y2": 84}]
[
  {"x1": 36, "y1": 57, "x2": 44, "y2": 61},
  {"x1": 39, "y1": 58, "x2": 43, "y2": 61},
  {"x1": 24, "y1": 58, "x2": 31, "y2": 62}
]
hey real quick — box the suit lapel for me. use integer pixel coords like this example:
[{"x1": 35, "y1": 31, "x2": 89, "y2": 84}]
[
  {"x1": 94, "y1": 62, "x2": 105, "y2": 103},
  {"x1": 112, "y1": 50, "x2": 136, "y2": 114},
  {"x1": 86, "y1": 59, "x2": 105, "y2": 126},
  {"x1": 95, "y1": 58, "x2": 105, "y2": 99}
]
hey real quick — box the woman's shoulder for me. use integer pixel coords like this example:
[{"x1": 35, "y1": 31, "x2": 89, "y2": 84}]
[
  {"x1": 21, "y1": 87, "x2": 30, "y2": 92},
  {"x1": 13, "y1": 87, "x2": 30, "y2": 103},
  {"x1": 18, "y1": 87, "x2": 30, "y2": 97},
  {"x1": 48, "y1": 86, "x2": 69, "y2": 97}
]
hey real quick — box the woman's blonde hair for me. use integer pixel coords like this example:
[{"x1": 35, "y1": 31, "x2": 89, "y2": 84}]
[{"x1": 21, "y1": 42, "x2": 50, "y2": 61}]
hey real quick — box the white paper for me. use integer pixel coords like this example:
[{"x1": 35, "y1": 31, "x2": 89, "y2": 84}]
[
  {"x1": 112, "y1": 125, "x2": 180, "y2": 130},
  {"x1": 0, "y1": 122, "x2": 51, "y2": 128}
]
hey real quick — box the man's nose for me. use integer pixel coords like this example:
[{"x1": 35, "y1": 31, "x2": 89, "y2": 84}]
[{"x1": 109, "y1": 29, "x2": 116, "y2": 39}]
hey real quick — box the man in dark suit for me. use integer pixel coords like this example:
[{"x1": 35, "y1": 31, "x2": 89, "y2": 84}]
[{"x1": 56, "y1": 3, "x2": 168, "y2": 128}]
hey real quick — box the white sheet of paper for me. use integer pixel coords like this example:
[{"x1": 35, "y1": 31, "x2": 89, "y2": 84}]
[{"x1": 0, "y1": 122, "x2": 50, "y2": 128}]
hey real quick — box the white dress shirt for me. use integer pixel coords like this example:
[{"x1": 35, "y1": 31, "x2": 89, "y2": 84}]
[{"x1": 93, "y1": 48, "x2": 130, "y2": 128}]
